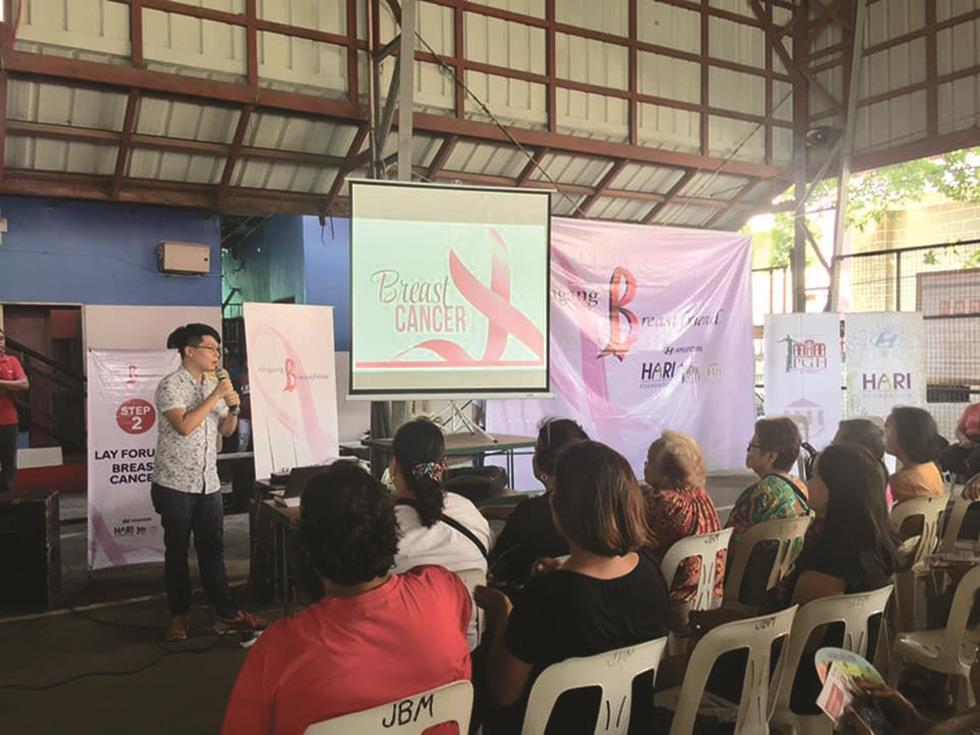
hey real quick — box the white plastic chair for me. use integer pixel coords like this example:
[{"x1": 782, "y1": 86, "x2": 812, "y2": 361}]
[
  {"x1": 940, "y1": 492, "x2": 979, "y2": 551},
  {"x1": 659, "y1": 606, "x2": 798, "y2": 735},
  {"x1": 890, "y1": 493, "x2": 949, "y2": 631},
  {"x1": 890, "y1": 493, "x2": 949, "y2": 567},
  {"x1": 303, "y1": 680, "x2": 473, "y2": 734},
  {"x1": 771, "y1": 586, "x2": 894, "y2": 735},
  {"x1": 520, "y1": 637, "x2": 668, "y2": 735},
  {"x1": 660, "y1": 528, "x2": 732, "y2": 613},
  {"x1": 891, "y1": 564, "x2": 980, "y2": 711},
  {"x1": 724, "y1": 516, "x2": 813, "y2": 613},
  {"x1": 455, "y1": 568, "x2": 487, "y2": 640}
]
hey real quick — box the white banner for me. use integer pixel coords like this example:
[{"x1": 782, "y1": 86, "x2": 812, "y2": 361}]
[
  {"x1": 764, "y1": 312, "x2": 842, "y2": 449},
  {"x1": 845, "y1": 312, "x2": 926, "y2": 420},
  {"x1": 244, "y1": 303, "x2": 340, "y2": 480},
  {"x1": 87, "y1": 350, "x2": 179, "y2": 570}
]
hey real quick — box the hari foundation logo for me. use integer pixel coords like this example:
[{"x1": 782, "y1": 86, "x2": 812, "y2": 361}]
[
  {"x1": 780, "y1": 335, "x2": 827, "y2": 372},
  {"x1": 599, "y1": 267, "x2": 638, "y2": 361}
]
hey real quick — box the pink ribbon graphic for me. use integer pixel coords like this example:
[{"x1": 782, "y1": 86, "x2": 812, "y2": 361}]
[
  {"x1": 389, "y1": 228, "x2": 545, "y2": 366},
  {"x1": 252, "y1": 326, "x2": 333, "y2": 462}
]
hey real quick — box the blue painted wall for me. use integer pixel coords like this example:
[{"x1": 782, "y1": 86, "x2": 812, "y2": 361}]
[
  {"x1": 303, "y1": 216, "x2": 351, "y2": 350},
  {"x1": 223, "y1": 215, "x2": 306, "y2": 306},
  {"x1": 0, "y1": 197, "x2": 221, "y2": 305}
]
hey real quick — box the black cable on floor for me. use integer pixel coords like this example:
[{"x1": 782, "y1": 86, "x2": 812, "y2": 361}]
[{"x1": 0, "y1": 635, "x2": 242, "y2": 692}]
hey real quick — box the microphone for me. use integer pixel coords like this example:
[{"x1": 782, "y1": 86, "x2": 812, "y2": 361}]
[{"x1": 215, "y1": 369, "x2": 239, "y2": 414}]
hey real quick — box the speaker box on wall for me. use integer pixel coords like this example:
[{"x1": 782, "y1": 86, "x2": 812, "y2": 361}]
[{"x1": 0, "y1": 490, "x2": 61, "y2": 609}]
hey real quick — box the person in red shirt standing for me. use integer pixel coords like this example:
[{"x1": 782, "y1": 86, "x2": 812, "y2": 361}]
[
  {"x1": 221, "y1": 461, "x2": 472, "y2": 735},
  {"x1": 0, "y1": 328, "x2": 29, "y2": 494}
]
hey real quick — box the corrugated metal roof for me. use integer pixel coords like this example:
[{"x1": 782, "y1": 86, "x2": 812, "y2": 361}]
[
  {"x1": 128, "y1": 150, "x2": 224, "y2": 184},
  {"x1": 445, "y1": 141, "x2": 530, "y2": 178},
  {"x1": 681, "y1": 172, "x2": 752, "y2": 201},
  {"x1": 247, "y1": 112, "x2": 358, "y2": 156},
  {"x1": 6, "y1": 136, "x2": 117, "y2": 176},
  {"x1": 654, "y1": 203, "x2": 716, "y2": 228},
  {"x1": 551, "y1": 193, "x2": 586, "y2": 217},
  {"x1": 137, "y1": 97, "x2": 239, "y2": 144},
  {"x1": 587, "y1": 196, "x2": 652, "y2": 222},
  {"x1": 232, "y1": 160, "x2": 337, "y2": 193},
  {"x1": 611, "y1": 164, "x2": 686, "y2": 195},
  {"x1": 530, "y1": 153, "x2": 612, "y2": 186},
  {"x1": 8, "y1": 79, "x2": 127, "y2": 130}
]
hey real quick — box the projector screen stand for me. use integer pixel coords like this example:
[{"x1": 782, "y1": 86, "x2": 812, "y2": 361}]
[{"x1": 432, "y1": 400, "x2": 495, "y2": 442}]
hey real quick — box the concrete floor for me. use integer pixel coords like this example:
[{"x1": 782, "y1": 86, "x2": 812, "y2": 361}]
[{"x1": 0, "y1": 472, "x2": 756, "y2": 734}]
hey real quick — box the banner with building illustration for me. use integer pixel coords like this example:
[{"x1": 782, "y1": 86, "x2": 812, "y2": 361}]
[
  {"x1": 87, "y1": 349, "x2": 179, "y2": 570},
  {"x1": 764, "y1": 312, "x2": 842, "y2": 449},
  {"x1": 845, "y1": 312, "x2": 925, "y2": 420}
]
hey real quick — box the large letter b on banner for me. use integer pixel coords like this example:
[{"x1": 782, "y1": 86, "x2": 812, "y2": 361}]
[{"x1": 599, "y1": 267, "x2": 638, "y2": 361}]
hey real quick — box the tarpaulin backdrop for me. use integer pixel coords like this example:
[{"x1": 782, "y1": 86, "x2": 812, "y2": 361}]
[
  {"x1": 87, "y1": 349, "x2": 179, "y2": 570},
  {"x1": 488, "y1": 218, "x2": 756, "y2": 484},
  {"x1": 244, "y1": 303, "x2": 340, "y2": 480}
]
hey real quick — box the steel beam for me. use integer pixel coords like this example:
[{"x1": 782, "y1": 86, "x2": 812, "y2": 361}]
[
  {"x1": 829, "y1": 0, "x2": 868, "y2": 313},
  {"x1": 397, "y1": 0, "x2": 416, "y2": 181}
]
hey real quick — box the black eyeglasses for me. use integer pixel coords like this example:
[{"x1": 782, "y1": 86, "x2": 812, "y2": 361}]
[{"x1": 746, "y1": 442, "x2": 762, "y2": 452}]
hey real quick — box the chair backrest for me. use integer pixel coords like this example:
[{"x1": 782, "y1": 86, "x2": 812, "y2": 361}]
[
  {"x1": 455, "y1": 568, "x2": 487, "y2": 638},
  {"x1": 940, "y1": 564, "x2": 980, "y2": 666},
  {"x1": 773, "y1": 586, "x2": 893, "y2": 716},
  {"x1": 660, "y1": 528, "x2": 733, "y2": 612},
  {"x1": 669, "y1": 606, "x2": 798, "y2": 735},
  {"x1": 940, "y1": 492, "x2": 978, "y2": 552},
  {"x1": 303, "y1": 681, "x2": 472, "y2": 735},
  {"x1": 521, "y1": 637, "x2": 668, "y2": 735},
  {"x1": 890, "y1": 493, "x2": 949, "y2": 565},
  {"x1": 724, "y1": 516, "x2": 813, "y2": 610}
]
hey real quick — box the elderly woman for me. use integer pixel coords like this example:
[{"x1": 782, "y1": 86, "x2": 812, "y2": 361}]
[
  {"x1": 643, "y1": 430, "x2": 724, "y2": 627},
  {"x1": 726, "y1": 417, "x2": 810, "y2": 607}
]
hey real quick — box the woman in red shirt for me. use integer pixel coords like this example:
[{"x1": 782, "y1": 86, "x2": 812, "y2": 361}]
[
  {"x1": 642, "y1": 430, "x2": 724, "y2": 628},
  {"x1": 221, "y1": 462, "x2": 472, "y2": 735}
]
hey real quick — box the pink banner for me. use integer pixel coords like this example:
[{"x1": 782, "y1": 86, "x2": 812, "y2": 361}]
[{"x1": 487, "y1": 218, "x2": 756, "y2": 482}]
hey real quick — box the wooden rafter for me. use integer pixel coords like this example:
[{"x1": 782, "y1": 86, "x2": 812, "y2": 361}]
[
  {"x1": 578, "y1": 160, "x2": 629, "y2": 217},
  {"x1": 217, "y1": 105, "x2": 255, "y2": 205},
  {"x1": 644, "y1": 171, "x2": 696, "y2": 225},
  {"x1": 111, "y1": 90, "x2": 141, "y2": 198}
]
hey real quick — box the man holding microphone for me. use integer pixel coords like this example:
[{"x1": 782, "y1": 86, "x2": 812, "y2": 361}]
[{"x1": 152, "y1": 323, "x2": 266, "y2": 642}]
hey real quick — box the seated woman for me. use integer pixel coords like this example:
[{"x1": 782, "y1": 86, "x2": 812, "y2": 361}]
[
  {"x1": 475, "y1": 441, "x2": 672, "y2": 735},
  {"x1": 488, "y1": 418, "x2": 588, "y2": 589},
  {"x1": 221, "y1": 462, "x2": 472, "y2": 735},
  {"x1": 726, "y1": 417, "x2": 810, "y2": 607},
  {"x1": 940, "y1": 401, "x2": 980, "y2": 481},
  {"x1": 642, "y1": 430, "x2": 724, "y2": 627},
  {"x1": 885, "y1": 406, "x2": 945, "y2": 504},
  {"x1": 687, "y1": 444, "x2": 895, "y2": 713},
  {"x1": 833, "y1": 418, "x2": 891, "y2": 503},
  {"x1": 391, "y1": 418, "x2": 492, "y2": 647},
  {"x1": 773, "y1": 443, "x2": 896, "y2": 713}
]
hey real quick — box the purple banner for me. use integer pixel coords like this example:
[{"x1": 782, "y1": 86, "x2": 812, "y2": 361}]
[{"x1": 488, "y1": 218, "x2": 756, "y2": 484}]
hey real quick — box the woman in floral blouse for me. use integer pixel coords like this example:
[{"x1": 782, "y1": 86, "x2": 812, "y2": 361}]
[
  {"x1": 643, "y1": 430, "x2": 724, "y2": 628},
  {"x1": 726, "y1": 417, "x2": 810, "y2": 608}
]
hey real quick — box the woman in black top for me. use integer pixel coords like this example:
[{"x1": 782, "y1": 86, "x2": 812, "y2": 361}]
[
  {"x1": 776, "y1": 442, "x2": 897, "y2": 713},
  {"x1": 488, "y1": 418, "x2": 588, "y2": 588},
  {"x1": 475, "y1": 440, "x2": 672, "y2": 735}
]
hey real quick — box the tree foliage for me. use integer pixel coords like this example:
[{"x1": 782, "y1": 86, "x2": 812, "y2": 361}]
[{"x1": 765, "y1": 148, "x2": 980, "y2": 267}]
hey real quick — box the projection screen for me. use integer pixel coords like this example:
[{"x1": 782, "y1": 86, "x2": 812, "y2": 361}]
[{"x1": 349, "y1": 180, "x2": 551, "y2": 398}]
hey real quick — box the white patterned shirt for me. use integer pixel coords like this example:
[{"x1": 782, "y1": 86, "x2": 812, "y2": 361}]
[{"x1": 152, "y1": 367, "x2": 228, "y2": 494}]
